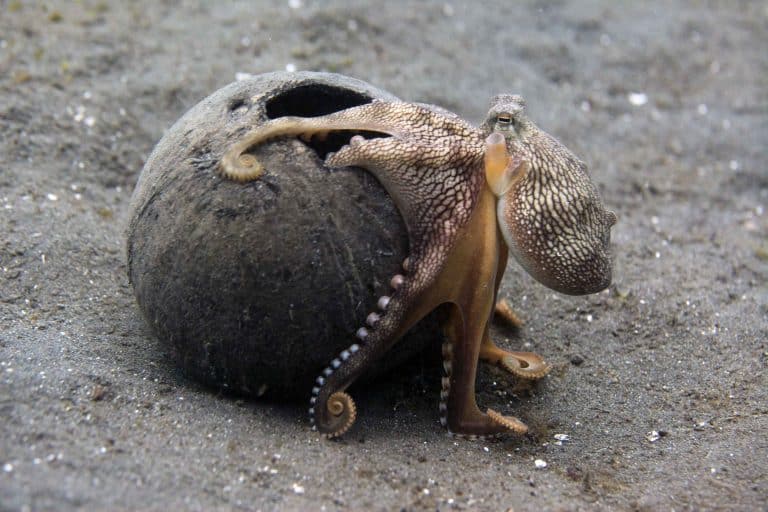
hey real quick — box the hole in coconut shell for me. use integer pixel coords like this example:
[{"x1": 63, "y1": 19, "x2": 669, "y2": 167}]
[{"x1": 264, "y1": 83, "x2": 390, "y2": 160}]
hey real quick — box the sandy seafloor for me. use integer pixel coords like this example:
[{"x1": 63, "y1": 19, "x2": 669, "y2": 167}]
[{"x1": 1, "y1": 1, "x2": 766, "y2": 511}]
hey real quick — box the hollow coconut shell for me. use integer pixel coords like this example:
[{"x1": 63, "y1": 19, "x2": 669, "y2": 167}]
[{"x1": 127, "y1": 71, "x2": 439, "y2": 400}]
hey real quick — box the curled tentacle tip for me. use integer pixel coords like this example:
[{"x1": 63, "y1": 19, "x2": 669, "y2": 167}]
[
  {"x1": 319, "y1": 391, "x2": 357, "y2": 439},
  {"x1": 238, "y1": 153, "x2": 257, "y2": 167},
  {"x1": 377, "y1": 296, "x2": 390, "y2": 310},
  {"x1": 502, "y1": 353, "x2": 550, "y2": 380},
  {"x1": 219, "y1": 153, "x2": 265, "y2": 182},
  {"x1": 390, "y1": 274, "x2": 405, "y2": 290}
]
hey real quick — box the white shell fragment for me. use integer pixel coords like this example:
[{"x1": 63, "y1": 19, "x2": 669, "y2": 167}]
[{"x1": 628, "y1": 92, "x2": 648, "y2": 106}]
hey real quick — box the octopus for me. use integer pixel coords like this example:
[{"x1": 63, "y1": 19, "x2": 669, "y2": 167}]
[{"x1": 218, "y1": 94, "x2": 617, "y2": 439}]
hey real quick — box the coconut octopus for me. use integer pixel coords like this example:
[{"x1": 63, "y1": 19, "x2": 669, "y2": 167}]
[{"x1": 218, "y1": 94, "x2": 616, "y2": 439}]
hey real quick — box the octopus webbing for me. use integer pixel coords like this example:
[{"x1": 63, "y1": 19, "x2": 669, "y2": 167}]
[{"x1": 218, "y1": 94, "x2": 616, "y2": 439}]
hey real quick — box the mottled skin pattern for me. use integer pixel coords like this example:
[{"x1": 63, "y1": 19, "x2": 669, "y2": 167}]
[
  {"x1": 483, "y1": 96, "x2": 616, "y2": 295},
  {"x1": 218, "y1": 95, "x2": 616, "y2": 439}
]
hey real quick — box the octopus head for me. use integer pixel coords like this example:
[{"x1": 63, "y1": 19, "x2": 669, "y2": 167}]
[{"x1": 483, "y1": 94, "x2": 617, "y2": 295}]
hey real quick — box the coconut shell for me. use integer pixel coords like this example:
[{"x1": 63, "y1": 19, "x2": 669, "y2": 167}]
[{"x1": 127, "y1": 72, "x2": 439, "y2": 400}]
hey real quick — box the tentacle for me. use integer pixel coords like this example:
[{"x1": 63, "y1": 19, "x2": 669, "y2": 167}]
[
  {"x1": 309, "y1": 245, "x2": 440, "y2": 437},
  {"x1": 310, "y1": 258, "x2": 434, "y2": 438},
  {"x1": 219, "y1": 100, "x2": 482, "y2": 183},
  {"x1": 431, "y1": 183, "x2": 532, "y2": 440},
  {"x1": 310, "y1": 388, "x2": 356, "y2": 438},
  {"x1": 219, "y1": 116, "x2": 316, "y2": 182},
  {"x1": 326, "y1": 135, "x2": 485, "y2": 245},
  {"x1": 438, "y1": 340, "x2": 452, "y2": 428},
  {"x1": 440, "y1": 304, "x2": 529, "y2": 440},
  {"x1": 298, "y1": 110, "x2": 485, "y2": 438},
  {"x1": 499, "y1": 352, "x2": 550, "y2": 380},
  {"x1": 486, "y1": 289, "x2": 548, "y2": 381},
  {"x1": 308, "y1": 333, "x2": 366, "y2": 438},
  {"x1": 479, "y1": 336, "x2": 550, "y2": 381},
  {"x1": 493, "y1": 298, "x2": 525, "y2": 329},
  {"x1": 487, "y1": 408, "x2": 528, "y2": 434},
  {"x1": 218, "y1": 105, "x2": 408, "y2": 182}
]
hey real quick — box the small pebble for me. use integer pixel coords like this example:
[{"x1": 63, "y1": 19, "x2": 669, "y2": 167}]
[
  {"x1": 646, "y1": 430, "x2": 661, "y2": 442},
  {"x1": 570, "y1": 354, "x2": 585, "y2": 366},
  {"x1": 628, "y1": 92, "x2": 648, "y2": 106},
  {"x1": 534, "y1": 459, "x2": 547, "y2": 469}
]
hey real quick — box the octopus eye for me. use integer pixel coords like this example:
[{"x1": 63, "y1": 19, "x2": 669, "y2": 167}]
[{"x1": 497, "y1": 113, "x2": 513, "y2": 126}]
